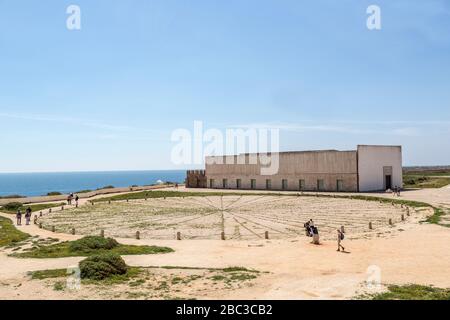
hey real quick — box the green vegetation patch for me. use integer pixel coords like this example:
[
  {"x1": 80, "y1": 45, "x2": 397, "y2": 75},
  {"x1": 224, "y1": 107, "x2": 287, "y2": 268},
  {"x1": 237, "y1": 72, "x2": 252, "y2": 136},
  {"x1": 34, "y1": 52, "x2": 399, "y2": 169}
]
[
  {"x1": 404, "y1": 175, "x2": 450, "y2": 188},
  {"x1": 29, "y1": 268, "x2": 68, "y2": 280},
  {"x1": 0, "y1": 202, "x2": 66, "y2": 214},
  {"x1": 0, "y1": 216, "x2": 30, "y2": 247},
  {"x1": 96, "y1": 190, "x2": 287, "y2": 202},
  {"x1": 47, "y1": 192, "x2": 62, "y2": 196},
  {"x1": 367, "y1": 284, "x2": 450, "y2": 300},
  {"x1": 80, "y1": 253, "x2": 128, "y2": 280},
  {"x1": 11, "y1": 235, "x2": 173, "y2": 258}
]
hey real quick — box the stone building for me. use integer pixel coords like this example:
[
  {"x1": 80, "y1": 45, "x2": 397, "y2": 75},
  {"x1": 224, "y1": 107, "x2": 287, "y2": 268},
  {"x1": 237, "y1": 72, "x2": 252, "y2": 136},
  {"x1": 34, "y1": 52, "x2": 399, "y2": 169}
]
[{"x1": 186, "y1": 145, "x2": 402, "y2": 192}]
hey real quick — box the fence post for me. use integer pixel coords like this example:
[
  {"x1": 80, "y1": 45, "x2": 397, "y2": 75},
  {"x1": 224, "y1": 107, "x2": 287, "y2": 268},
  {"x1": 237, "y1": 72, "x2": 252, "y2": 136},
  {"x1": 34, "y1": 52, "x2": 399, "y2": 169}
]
[
  {"x1": 401, "y1": 214, "x2": 405, "y2": 221},
  {"x1": 389, "y1": 218, "x2": 393, "y2": 225},
  {"x1": 71, "y1": 228, "x2": 75, "y2": 235},
  {"x1": 221, "y1": 232, "x2": 225, "y2": 240},
  {"x1": 52, "y1": 226, "x2": 56, "y2": 232},
  {"x1": 100, "y1": 230, "x2": 105, "y2": 238},
  {"x1": 136, "y1": 231, "x2": 140, "y2": 240},
  {"x1": 49, "y1": 208, "x2": 52, "y2": 213},
  {"x1": 265, "y1": 231, "x2": 269, "y2": 240},
  {"x1": 177, "y1": 232, "x2": 181, "y2": 240},
  {"x1": 369, "y1": 222, "x2": 373, "y2": 230}
]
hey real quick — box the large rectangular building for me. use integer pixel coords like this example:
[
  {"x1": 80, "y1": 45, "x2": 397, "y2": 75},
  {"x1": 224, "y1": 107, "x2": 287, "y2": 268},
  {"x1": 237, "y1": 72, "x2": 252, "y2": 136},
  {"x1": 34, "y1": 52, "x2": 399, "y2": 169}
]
[{"x1": 186, "y1": 145, "x2": 402, "y2": 192}]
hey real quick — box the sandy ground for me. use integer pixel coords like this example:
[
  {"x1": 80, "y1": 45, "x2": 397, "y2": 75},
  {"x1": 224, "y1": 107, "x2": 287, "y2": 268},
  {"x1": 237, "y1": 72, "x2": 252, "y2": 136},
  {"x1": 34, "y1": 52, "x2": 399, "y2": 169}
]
[{"x1": 0, "y1": 187, "x2": 449, "y2": 300}]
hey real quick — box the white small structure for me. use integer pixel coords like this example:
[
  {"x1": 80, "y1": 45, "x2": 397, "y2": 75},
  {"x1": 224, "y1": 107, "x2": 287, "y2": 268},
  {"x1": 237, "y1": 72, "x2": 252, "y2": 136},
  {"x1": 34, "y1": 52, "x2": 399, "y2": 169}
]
[{"x1": 357, "y1": 145, "x2": 403, "y2": 192}]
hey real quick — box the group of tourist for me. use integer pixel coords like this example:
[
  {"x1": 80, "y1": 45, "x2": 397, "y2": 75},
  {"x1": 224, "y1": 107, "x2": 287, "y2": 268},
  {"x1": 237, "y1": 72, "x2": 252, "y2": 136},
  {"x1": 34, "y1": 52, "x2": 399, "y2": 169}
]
[
  {"x1": 67, "y1": 193, "x2": 79, "y2": 206},
  {"x1": 304, "y1": 219, "x2": 347, "y2": 252},
  {"x1": 16, "y1": 207, "x2": 32, "y2": 226}
]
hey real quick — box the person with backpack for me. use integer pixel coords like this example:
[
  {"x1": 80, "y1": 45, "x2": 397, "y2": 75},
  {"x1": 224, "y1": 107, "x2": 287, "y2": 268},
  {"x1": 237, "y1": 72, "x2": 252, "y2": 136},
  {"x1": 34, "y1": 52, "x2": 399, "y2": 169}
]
[
  {"x1": 337, "y1": 229, "x2": 345, "y2": 252},
  {"x1": 16, "y1": 209, "x2": 22, "y2": 226}
]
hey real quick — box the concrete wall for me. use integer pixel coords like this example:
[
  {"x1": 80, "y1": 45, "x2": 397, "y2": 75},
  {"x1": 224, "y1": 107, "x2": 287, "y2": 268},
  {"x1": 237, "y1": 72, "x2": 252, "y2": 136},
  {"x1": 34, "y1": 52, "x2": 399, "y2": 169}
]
[
  {"x1": 357, "y1": 145, "x2": 403, "y2": 192},
  {"x1": 205, "y1": 151, "x2": 358, "y2": 192}
]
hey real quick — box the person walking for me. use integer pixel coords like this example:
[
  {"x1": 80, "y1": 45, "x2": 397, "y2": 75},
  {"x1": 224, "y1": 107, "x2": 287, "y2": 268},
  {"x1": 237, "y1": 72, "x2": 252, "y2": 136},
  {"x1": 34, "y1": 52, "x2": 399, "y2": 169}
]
[
  {"x1": 25, "y1": 207, "x2": 32, "y2": 225},
  {"x1": 16, "y1": 209, "x2": 22, "y2": 226},
  {"x1": 75, "y1": 195, "x2": 79, "y2": 207},
  {"x1": 337, "y1": 229, "x2": 345, "y2": 252}
]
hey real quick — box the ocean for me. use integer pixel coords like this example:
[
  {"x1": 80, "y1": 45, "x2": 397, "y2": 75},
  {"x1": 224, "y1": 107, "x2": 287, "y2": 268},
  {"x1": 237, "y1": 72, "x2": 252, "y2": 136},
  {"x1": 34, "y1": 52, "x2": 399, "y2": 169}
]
[{"x1": 0, "y1": 170, "x2": 186, "y2": 197}]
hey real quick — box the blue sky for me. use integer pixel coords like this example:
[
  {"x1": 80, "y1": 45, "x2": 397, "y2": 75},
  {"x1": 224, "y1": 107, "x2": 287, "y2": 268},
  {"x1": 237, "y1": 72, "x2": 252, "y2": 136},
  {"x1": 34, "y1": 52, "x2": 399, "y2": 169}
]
[{"x1": 1, "y1": 0, "x2": 450, "y2": 172}]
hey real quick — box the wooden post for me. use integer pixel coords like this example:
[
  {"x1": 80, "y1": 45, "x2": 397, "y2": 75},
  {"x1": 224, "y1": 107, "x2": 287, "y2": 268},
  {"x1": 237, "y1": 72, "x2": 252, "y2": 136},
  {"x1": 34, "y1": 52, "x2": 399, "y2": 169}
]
[
  {"x1": 127, "y1": 199, "x2": 129, "y2": 203},
  {"x1": 61, "y1": 206, "x2": 64, "y2": 211},
  {"x1": 221, "y1": 232, "x2": 225, "y2": 240},
  {"x1": 52, "y1": 226, "x2": 56, "y2": 232},
  {"x1": 265, "y1": 231, "x2": 269, "y2": 240},
  {"x1": 71, "y1": 228, "x2": 75, "y2": 235},
  {"x1": 100, "y1": 230, "x2": 105, "y2": 238},
  {"x1": 369, "y1": 222, "x2": 373, "y2": 230},
  {"x1": 389, "y1": 218, "x2": 393, "y2": 225},
  {"x1": 136, "y1": 231, "x2": 140, "y2": 240},
  {"x1": 108, "y1": 200, "x2": 111, "y2": 204},
  {"x1": 92, "y1": 201, "x2": 95, "y2": 206},
  {"x1": 401, "y1": 214, "x2": 405, "y2": 221},
  {"x1": 49, "y1": 208, "x2": 52, "y2": 213},
  {"x1": 177, "y1": 232, "x2": 181, "y2": 240}
]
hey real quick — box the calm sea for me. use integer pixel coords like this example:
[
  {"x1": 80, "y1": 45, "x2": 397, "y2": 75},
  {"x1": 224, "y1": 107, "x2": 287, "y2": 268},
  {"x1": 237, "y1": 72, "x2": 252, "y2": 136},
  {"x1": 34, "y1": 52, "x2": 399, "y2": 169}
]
[{"x1": 0, "y1": 170, "x2": 186, "y2": 197}]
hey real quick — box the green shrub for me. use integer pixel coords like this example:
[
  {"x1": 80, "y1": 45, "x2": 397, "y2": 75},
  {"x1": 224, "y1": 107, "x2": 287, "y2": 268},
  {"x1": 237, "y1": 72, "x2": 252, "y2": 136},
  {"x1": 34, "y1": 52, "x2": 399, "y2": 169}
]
[
  {"x1": 69, "y1": 236, "x2": 119, "y2": 253},
  {"x1": 0, "y1": 195, "x2": 25, "y2": 199},
  {"x1": 47, "y1": 192, "x2": 62, "y2": 196},
  {"x1": 1, "y1": 202, "x2": 23, "y2": 211},
  {"x1": 79, "y1": 253, "x2": 128, "y2": 280},
  {"x1": 98, "y1": 185, "x2": 114, "y2": 190}
]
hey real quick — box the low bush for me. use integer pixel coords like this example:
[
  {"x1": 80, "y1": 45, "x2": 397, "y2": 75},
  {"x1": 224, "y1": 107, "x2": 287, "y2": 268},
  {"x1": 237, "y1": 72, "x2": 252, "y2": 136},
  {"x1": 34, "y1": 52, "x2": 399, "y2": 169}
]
[
  {"x1": 47, "y1": 192, "x2": 62, "y2": 196},
  {"x1": 79, "y1": 253, "x2": 128, "y2": 280},
  {"x1": 69, "y1": 236, "x2": 119, "y2": 252},
  {"x1": 1, "y1": 202, "x2": 23, "y2": 211}
]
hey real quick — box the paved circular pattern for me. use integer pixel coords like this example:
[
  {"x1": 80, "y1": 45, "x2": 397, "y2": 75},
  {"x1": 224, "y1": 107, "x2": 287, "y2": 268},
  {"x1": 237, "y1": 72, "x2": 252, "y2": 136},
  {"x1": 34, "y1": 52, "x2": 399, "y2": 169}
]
[{"x1": 38, "y1": 195, "x2": 413, "y2": 240}]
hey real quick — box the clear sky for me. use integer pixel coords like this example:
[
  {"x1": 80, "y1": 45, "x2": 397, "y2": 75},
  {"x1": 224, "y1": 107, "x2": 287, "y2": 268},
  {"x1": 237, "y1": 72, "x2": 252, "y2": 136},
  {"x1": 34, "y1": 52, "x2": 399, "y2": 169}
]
[{"x1": 1, "y1": 0, "x2": 449, "y2": 172}]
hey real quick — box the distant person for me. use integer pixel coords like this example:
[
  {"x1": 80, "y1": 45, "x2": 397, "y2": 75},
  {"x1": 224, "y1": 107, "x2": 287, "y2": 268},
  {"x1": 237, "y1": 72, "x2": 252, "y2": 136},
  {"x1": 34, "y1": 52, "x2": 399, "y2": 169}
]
[
  {"x1": 25, "y1": 207, "x2": 32, "y2": 225},
  {"x1": 75, "y1": 195, "x2": 79, "y2": 206},
  {"x1": 175, "y1": 183, "x2": 179, "y2": 189},
  {"x1": 311, "y1": 226, "x2": 320, "y2": 245},
  {"x1": 304, "y1": 221, "x2": 311, "y2": 237},
  {"x1": 16, "y1": 209, "x2": 22, "y2": 226},
  {"x1": 337, "y1": 229, "x2": 345, "y2": 252}
]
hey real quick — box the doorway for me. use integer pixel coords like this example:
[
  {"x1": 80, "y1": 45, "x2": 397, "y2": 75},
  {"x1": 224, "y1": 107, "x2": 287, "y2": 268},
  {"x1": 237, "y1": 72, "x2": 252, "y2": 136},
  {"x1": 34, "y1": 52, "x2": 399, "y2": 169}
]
[{"x1": 385, "y1": 175, "x2": 392, "y2": 190}]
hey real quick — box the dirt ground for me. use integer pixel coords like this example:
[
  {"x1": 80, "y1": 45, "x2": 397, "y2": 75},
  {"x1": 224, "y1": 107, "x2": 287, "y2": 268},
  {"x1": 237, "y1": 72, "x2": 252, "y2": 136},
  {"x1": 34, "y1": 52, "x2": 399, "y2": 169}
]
[{"x1": 1, "y1": 186, "x2": 449, "y2": 300}]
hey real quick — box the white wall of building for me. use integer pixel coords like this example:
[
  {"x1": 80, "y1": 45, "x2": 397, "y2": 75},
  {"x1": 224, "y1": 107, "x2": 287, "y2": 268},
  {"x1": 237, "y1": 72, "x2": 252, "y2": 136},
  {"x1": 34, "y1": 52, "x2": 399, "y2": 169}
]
[{"x1": 357, "y1": 145, "x2": 403, "y2": 192}]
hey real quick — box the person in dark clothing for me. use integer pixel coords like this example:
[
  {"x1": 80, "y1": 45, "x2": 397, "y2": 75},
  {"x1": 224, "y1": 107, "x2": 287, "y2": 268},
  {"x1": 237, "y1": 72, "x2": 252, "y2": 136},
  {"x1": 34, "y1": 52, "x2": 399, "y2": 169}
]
[
  {"x1": 16, "y1": 210, "x2": 22, "y2": 226},
  {"x1": 75, "y1": 195, "x2": 79, "y2": 206},
  {"x1": 25, "y1": 207, "x2": 32, "y2": 225}
]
